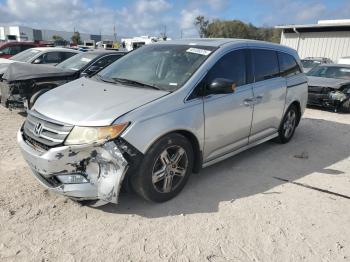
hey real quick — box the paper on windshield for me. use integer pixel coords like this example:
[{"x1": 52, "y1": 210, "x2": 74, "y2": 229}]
[{"x1": 186, "y1": 48, "x2": 212, "y2": 56}]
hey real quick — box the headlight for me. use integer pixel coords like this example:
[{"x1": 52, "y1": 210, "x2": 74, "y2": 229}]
[{"x1": 65, "y1": 122, "x2": 129, "y2": 145}]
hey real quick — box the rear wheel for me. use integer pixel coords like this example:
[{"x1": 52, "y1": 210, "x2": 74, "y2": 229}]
[
  {"x1": 131, "y1": 133, "x2": 193, "y2": 202},
  {"x1": 274, "y1": 104, "x2": 298, "y2": 144}
]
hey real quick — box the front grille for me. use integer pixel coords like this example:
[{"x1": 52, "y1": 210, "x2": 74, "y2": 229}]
[{"x1": 23, "y1": 110, "x2": 73, "y2": 149}]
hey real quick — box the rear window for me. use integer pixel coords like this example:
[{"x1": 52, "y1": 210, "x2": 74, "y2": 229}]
[{"x1": 252, "y1": 49, "x2": 279, "y2": 82}]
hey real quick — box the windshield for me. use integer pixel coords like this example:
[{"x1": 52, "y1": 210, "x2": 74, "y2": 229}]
[
  {"x1": 301, "y1": 59, "x2": 322, "y2": 68},
  {"x1": 10, "y1": 48, "x2": 41, "y2": 62},
  {"x1": 307, "y1": 66, "x2": 350, "y2": 80},
  {"x1": 98, "y1": 44, "x2": 216, "y2": 91},
  {"x1": 56, "y1": 52, "x2": 100, "y2": 71}
]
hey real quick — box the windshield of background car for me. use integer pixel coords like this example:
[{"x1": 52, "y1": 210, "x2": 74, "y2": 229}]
[
  {"x1": 9, "y1": 49, "x2": 41, "y2": 62},
  {"x1": 56, "y1": 52, "x2": 100, "y2": 71},
  {"x1": 98, "y1": 44, "x2": 216, "y2": 91},
  {"x1": 307, "y1": 66, "x2": 350, "y2": 80},
  {"x1": 301, "y1": 60, "x2": 321, "y2": 68}
]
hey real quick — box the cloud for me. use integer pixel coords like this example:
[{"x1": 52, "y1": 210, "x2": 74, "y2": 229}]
[
  {"x1": 0, "y1": 0, "x2": 176, "y2": 37},
  {"x1": 258, "y1": 0, "x2": 350, "y2": 26}
]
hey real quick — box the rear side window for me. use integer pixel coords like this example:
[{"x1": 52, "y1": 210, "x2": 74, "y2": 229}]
[
  {"x1": 1, "y1": 45, "x2": 21, "y2": 55},
  {"x1": 252, "y1": 49, "x2": 279, "y2": 82},
  {"x1": 206, "y1": 49, "x2": 246, "y2": 87},
  {"x1": 278, "y1": 52, "x2": 301, "y2": 77}
]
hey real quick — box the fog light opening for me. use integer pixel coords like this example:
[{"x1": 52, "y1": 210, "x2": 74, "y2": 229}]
[{"x1": 56, "y1": 174, "x2": 89, "y2": 184}]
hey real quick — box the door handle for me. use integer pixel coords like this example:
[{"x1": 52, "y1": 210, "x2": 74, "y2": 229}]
[
  {"x1": 243, "y1": 98, "x2": 254, "y2": 106},
  {"x1": 256, "y1": 95, "x2": 263, "y2": 100}
]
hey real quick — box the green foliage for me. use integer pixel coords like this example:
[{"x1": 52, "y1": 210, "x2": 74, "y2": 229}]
[
  {"x1": 52, "y1": 35, "x2": 63, "y2": 41},
  {"x1": 71, "y1": 31, "x2": 81, "y2": 45},
  {"x1": 194, "y1": 17, "x2": 281, "y2": 43}
]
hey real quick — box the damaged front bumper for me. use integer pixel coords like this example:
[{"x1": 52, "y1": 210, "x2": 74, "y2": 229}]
[
  {"x1": 308, "y1": 89, "x2": 350, "y2": 111},
  {"x1": 17, "y1": 130, "x2": 130, "y2": 205}
]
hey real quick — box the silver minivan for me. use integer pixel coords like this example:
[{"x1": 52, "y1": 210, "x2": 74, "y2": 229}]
[{"x1": 18, "y1": 39, "x2": 308, "y2": 206}]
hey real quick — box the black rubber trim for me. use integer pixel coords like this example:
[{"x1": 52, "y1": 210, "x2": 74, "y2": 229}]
[{"x1": 287, "y1": 81, "x2": 307, "y2": 88}]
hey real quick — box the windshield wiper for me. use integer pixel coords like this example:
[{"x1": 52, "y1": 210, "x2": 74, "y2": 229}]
[
  {"x1": 112, "y1": 77, "x2": 162, "y2": 90},
  {"x1": 94, "y1": 74, "x2": 116, "y2": 83}
]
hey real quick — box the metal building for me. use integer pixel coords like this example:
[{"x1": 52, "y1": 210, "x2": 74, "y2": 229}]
[{"x1": 276, "y1": 20, "x2": 350, "y2": 62}]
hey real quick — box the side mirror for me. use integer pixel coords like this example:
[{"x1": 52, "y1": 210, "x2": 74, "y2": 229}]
[
  {"x1": 208, "y1": 78, "x2": 236, "y2": 94},
  {"x1": 33, "y1": 58, "x2": 42, "y2": 64}
]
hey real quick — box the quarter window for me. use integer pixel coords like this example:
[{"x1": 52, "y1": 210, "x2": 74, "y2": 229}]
[
  {"x1": 252, "y1": 49, "x2": 279, "y2": 82},
  {"x1": 278, "y1": 52, "x2": 301, "y2": 77},
  {"x1": 206, "y1": 49, "x2": 246, "y2": 88}
]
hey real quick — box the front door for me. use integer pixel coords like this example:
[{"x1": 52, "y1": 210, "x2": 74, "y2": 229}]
[{"x1": 203, "y1": 49, "x2": 254, "y2": 162}]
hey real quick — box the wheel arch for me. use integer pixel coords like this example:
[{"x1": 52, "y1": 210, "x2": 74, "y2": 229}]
[{"x1": 144, "y1": 129, "x2": 203, "y2": 173}]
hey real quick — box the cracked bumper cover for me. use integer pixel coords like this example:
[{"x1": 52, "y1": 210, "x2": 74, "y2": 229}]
[{"x1": 17, "y1": 130, "x2": 129, "y2": 204}]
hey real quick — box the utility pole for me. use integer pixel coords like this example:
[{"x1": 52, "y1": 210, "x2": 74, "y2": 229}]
[{"x1": 113, "y1": 24, "x2": 117, "y2": 42}]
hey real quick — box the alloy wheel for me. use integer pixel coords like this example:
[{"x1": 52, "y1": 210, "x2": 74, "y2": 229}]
[{"x1": 151, "y1": 145, "x2": 188, "y2": 193}]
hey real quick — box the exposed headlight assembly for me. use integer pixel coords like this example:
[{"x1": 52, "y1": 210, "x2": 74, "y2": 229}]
[{"x1": 65, "y1": 122, "x2": 129, "y2": 145}]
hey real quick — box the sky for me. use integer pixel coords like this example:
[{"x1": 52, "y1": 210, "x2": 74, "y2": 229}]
[{"x1": 0, "y1": 0, "x2": 350, "y2": 38}]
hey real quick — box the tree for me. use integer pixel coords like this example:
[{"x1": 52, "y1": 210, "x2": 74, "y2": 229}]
[
  {"x1": 52, "y1": 35, "x2": 63, "y2": 41},
  {"x1": 194, "y1": 16, "x2": 281, "y2": 43},
  {"x1": 71, "y1": 31, "x2": 81, "y2": 45},
  {"x1": 194, "y1": 16, "x2": 209, "y2": 38}
]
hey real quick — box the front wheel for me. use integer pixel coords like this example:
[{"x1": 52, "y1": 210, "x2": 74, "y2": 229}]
[
  {"x1": 274, "y1": 105, "x2": 298, "y2": 144},
  {"x1": 131, "y1": 133, "x2": 193, "y2": 203}
]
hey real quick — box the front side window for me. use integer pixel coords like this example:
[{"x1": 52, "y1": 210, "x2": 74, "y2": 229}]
[
  {"x1": 98, "y1": 44, "x2": 216, "y2": 92},
  {"x1": 10, "y1": 49, "x2": 41, "y2": 62},
  {"x1": 42, "y1": 52, "x2": 61, "y2": 63},
  {"x1": 206, "y1": 49, "x2": 246, "y2": 88},
  {"x1": 278, "y1": 52, "x2": 301, "y2": 77},
  {"x1": 252, "y1": 49, "x2": 279, "y2": 82},
  {"x1": 92, "y1": 55, "x2": 123, "y2": 68}
]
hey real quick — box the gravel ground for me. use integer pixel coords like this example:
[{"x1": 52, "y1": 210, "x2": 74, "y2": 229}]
[{"x1": 0, "y1": 106, "x2": 350, "y2": 262}]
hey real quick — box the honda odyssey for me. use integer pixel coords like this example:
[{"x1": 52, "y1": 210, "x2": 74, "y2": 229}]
[{"x1": 18, "y1": 39, "x2": 308, "y2": 206}]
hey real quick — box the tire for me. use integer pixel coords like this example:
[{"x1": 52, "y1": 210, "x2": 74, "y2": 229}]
[
  {"x1": 131, "y1": 133, "x2": 194, "y2": 203},
  {"x1": 340, "y1": 99, "x2": 350, "y2": 113},
  {"x1": 274, "y1": 104, "x2": 299, "y2": 144}
]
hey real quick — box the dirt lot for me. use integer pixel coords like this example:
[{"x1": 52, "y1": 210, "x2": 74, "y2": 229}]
[{"x1": 0, "y1": 107, "x2": 350, "y2": 262}]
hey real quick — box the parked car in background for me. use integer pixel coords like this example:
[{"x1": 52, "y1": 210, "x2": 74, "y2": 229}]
[
  {"x1": 307, "y1": 64, "x2": 350, "y2": 112},
  {"x1": 17, "y1": 39, "x2": 307, "y2": 207},
  {"x1": 0, "y1": 42, "x2": 38, "y2": 59},
  {"x1": 301, "y1": 57, "x2": 333, "y2": 73},
  {"x1": 0, "y1": 47, "x2": 80, "y2": 66},
  {"x1": 337, "y1": 56, "x2": 350, "y2": 65},
  {"x1": 0, "y1": 50, "x2": 126, "y2": 108}
]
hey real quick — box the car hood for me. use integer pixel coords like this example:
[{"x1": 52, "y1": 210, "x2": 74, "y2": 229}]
[
  {"x1": 33, "y1": 77, "x2": 170, "y2": 126},
  {"x1": 3, "y1": 62, "x2": 75, "y2": 82},
  {"x1": 307, "y1": 76, "x2": 350, "y2": 89}
]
